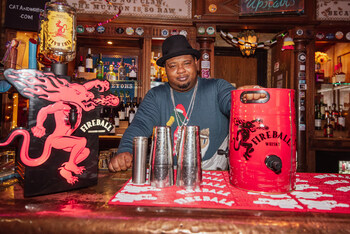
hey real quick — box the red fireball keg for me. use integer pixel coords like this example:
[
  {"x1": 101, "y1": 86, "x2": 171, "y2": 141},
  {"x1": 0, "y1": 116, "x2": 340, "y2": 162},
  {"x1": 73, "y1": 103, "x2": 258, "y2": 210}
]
[{"x1": 229, "y1": 89, "x2": 296, "y2": 193}]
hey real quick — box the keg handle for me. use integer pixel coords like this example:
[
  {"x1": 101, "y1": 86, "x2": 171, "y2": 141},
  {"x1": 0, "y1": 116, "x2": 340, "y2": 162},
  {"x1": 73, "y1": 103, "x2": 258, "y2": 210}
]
[{"x1": 240, "y1": 90, "x2": 270, "y2": 104}]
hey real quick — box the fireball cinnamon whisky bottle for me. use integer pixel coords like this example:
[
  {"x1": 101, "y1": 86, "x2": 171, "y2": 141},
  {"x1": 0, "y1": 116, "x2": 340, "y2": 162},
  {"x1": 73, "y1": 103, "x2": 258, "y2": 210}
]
[{"x1": 39, "y1": 1, "x2": 77, "y2": 64}]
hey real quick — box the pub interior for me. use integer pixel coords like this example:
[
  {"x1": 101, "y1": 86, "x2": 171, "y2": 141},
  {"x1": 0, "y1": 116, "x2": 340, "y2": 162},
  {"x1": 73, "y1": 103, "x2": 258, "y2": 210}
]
[{"x1": 0, "y1": 0, "x2": 349, "y2": 233}]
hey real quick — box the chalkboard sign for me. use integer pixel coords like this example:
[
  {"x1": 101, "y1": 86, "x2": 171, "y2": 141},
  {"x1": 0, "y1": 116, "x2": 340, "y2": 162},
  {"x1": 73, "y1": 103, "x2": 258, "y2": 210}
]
[
  {"x1": 240, "y1": 0, "x2": 304, "y2": 16},
  {"x1": 4, "y1": 0, "x2": 50, "y2": 31}
]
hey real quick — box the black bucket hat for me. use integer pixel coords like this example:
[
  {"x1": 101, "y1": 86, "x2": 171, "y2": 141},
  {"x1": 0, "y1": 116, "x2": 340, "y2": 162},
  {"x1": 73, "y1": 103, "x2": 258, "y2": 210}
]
[{"x1": 156, "y1": 35, "x2": 201, "y2": 67}]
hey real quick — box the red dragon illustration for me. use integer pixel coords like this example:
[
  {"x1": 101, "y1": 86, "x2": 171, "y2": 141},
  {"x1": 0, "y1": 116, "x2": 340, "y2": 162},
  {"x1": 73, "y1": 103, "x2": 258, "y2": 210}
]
[
  {"x1": 54, "y1": 20, "x2": 67, "y2": 38},
  {"x1": 1, "y1": 69, "x2": 119, "y2": 184}
]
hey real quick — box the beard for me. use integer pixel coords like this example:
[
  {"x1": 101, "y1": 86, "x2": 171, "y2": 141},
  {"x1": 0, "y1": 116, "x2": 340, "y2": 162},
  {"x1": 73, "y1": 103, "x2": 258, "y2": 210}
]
[{"x1": 177, "y1": 82, "x2": 190, "y2": 90}]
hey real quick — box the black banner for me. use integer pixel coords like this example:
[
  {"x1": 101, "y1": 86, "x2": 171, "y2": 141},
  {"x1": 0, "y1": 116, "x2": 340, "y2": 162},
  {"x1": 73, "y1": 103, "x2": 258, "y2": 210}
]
[
  {"x1": 4, "y1": 0, "x2": 49, "y2": 31},
  {"x1": 240, "y1": 0, "x2": 304, "y2": 16}
]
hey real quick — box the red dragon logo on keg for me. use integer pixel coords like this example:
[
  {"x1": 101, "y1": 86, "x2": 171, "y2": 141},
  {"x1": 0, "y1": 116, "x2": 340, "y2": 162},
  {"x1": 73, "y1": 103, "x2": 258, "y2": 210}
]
[
  {"x1": 232, "y1": 118, "x2": 269, "y2": 160},
  {"x1": 0, "y1": 69, "x2": 119, "y2": 184}
]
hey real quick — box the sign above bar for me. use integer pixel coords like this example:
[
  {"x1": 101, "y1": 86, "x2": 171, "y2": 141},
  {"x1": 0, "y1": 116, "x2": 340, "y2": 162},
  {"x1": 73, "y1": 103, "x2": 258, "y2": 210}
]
[
  {"x1": 4, "y1": 0, "x2": 49, "y2": 31},
  {"x1": 240, "y1": 0, "x2": 304, "y2": 16},
  {"x1": 66, "y1": 0, "x2": 191, "y2": 19},
  {"x1": 316, "y1": 0, "x2": 350, "y2": 21}
]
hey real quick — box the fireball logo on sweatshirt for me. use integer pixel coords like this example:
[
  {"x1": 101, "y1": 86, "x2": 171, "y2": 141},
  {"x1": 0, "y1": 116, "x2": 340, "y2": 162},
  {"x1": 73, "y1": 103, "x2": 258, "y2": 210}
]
[
  {"x1": 166, "y1": 104, "x2": 209, "y2": 158},
  {"x1": 166, "y1": 104, "x2": 187, "y2": 156}
]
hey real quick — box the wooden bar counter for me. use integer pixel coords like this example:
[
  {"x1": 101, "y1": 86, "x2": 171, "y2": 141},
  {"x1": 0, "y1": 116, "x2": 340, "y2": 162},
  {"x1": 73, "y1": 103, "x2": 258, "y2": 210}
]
[{"x1": 0, "y1": 170, "x2": 349, "y2": 233}]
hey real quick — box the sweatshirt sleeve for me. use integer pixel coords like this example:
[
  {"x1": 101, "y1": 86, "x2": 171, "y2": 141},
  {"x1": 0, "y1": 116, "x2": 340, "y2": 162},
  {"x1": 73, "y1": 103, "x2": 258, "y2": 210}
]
[
  {"x1": 116, "y1": 89, "x2": 161, "y2": 154},
  {"x1": 217, "y1": 79, "x2": 236, "y2": 117}
]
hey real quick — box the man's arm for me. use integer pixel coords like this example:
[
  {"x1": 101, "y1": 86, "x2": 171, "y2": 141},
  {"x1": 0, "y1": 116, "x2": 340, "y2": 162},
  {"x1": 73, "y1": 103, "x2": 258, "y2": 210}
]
[
  {"x1": 109, "y1": 89, "x2": 161, "y2": 171},
  {"x1": 216, "y1": 79, "x2": 236, "y2": 116}
]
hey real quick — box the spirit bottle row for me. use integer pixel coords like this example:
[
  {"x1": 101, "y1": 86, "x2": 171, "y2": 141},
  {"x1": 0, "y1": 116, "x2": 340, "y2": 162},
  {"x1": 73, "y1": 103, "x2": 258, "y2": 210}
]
[
  {"x1": 76, "y1": 49, "x2": 138, "y2": 81},
  {"x1": 316, "y1": 102, "x2": 347, "y2": 133},
  {"x1": 150, "y1": 52, "x2": 167, "y2": 82},
  {"x1": 100, "y1": 97, "x2": 142, "y2": 135}
]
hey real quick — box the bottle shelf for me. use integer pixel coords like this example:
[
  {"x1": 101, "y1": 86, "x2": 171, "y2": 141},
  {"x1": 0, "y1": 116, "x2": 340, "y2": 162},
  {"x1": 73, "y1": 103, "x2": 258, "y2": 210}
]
[
  {"x1": 109, "y1": 80, "x2": 138, "y2": 83},
  {"x1": 317, "y1": 83, "x2": 350, "y2": 93},
  {"x1": 150, "y1": 81, "x2": 165, "y2": 88},
  {"x1": 311, "y1": 131, "x2": 350, "y2": 151},
  {"x1": 314, "y1": 129, "x2": 349, "y2": 139}
]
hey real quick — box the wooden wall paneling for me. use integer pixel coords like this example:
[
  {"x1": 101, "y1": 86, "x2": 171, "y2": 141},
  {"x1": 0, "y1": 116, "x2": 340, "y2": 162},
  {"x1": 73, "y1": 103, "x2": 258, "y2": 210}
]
[
  {"x1": 142, "y1": 37, "x2": 152, "y2": 98},
  {"x1": 307, "y1": 40, "x2": 316, "y2": 172},
  {"x1": 215, "y1": 55, "x2": 257, "y2": 87},
  {"x1": 214, "y1": 46, "x2": 267, "y2": 87},
  {"x1": 214, "y1": 47, "x2": 257, "y2": 87}
]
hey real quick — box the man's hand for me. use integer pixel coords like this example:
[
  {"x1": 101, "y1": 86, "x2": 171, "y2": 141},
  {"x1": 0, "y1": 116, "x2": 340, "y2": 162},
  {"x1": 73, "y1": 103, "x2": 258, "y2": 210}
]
[
  {"x1": 238, "y1": 85, "x2": 266, "y2": 101},
  {"x1": 108, "y1": 152, "x2": 133, "y2": 172}
]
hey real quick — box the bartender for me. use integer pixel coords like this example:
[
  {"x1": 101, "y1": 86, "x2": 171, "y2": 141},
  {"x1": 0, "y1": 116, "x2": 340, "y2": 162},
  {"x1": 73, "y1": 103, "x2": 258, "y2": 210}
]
[{"x1": 108, "y1": 35, "x2": 264, "y2": 172}]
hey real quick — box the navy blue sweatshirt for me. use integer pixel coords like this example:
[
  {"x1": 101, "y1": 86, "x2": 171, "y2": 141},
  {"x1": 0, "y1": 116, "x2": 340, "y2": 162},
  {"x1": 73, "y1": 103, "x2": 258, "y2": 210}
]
[{"x1": 117, "y1": 77, "x2": 235, "y2": 161}]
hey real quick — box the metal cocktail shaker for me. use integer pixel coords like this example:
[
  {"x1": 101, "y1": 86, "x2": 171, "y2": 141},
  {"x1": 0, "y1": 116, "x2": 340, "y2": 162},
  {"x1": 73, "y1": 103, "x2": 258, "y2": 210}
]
[
  {"x1": 149, "y1": 126, "x2": 174, "y2": 188},
  {"x1": 176, "y1": 125, "x2": 202, "y2": 189},
  {"x1": 132, "y1": 136, "x2": 148, "y2": 184}
]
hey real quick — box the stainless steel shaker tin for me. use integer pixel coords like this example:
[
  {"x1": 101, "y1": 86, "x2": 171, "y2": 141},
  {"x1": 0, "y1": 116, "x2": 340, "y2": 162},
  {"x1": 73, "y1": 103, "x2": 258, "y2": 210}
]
[
  {"x1": 132, "y1": 136, "x2": 148, "y2": 184},
  {"x1": 149, "y1": 126, "x2": 174, "y2": 188},
  {"x1": 176, "y1": 125, "x2": 202, "y2": 189}
]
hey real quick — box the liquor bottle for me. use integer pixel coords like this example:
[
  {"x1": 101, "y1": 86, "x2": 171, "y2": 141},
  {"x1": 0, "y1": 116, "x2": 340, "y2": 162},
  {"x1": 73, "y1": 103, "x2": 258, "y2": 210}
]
[
  {"x1": 129, "y1": 58, "x2": 137, "y2": 81},
  {"x1": 156, "y1": 68, "x2": 162, "y2": 82},
  {"x1": 38, "y1": 1, "x2": 76, "y2": 66},
  {"x1": 132, "y1": 97, "x2": 138, "y2": 113},
  {"x1": 118, "y1": 101, "x2": 125, "y2": 121},
  {"x1": 85, "y1": 48, "x2": 94, "y2": 72},
  {"x1": 324, "y1": 117, "x2": 333, "y2": 138},
  {"x1": 96, "y1": 53, "x2": 104, "y2": 80},
  {"x1": 338, "y1": 104, "x2": 346, "y2": 131},
  {"x1": 77, "y1": 55, "x2": 85, "y2": 73},
  {"x1": 155, "y1": 53, "x2": 162, "y2": 82},
  {"x1": 108, "y1": 111, "x2": 115, "y2": 135},
  {"x1": 106, "y1": 64, "x2": 116, "y2": 81},
  {"x1": 327, "y1": 106, "x2": 335, "y2": 129},
  {"x1": 129, "y1": 103, "x2": 136, "y2": 125},
  {"x1": 113, "y1": 108, "x2": 120, "y2": 128},
  {"x1": 118, "y1": 58, "x2": 127, "y2": 80},
  {"x1": 150, "y1": 52, "x2": 157, "y2": 81},
  {"x1": 320, "y1": 97, "x2": 325, "y2": 120},
  {"x1": 315, "y1": 103, "x2": 322, "y2": 130},
  {"x1": 324, "y1": 106, "x2": 330, "y2": 120},
  {"x1": 124, "y1": 97, "x2": 131, "y2": 121},
  {"x1": 331, "y1": 103, "x2": 339, "y2": 129}
]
